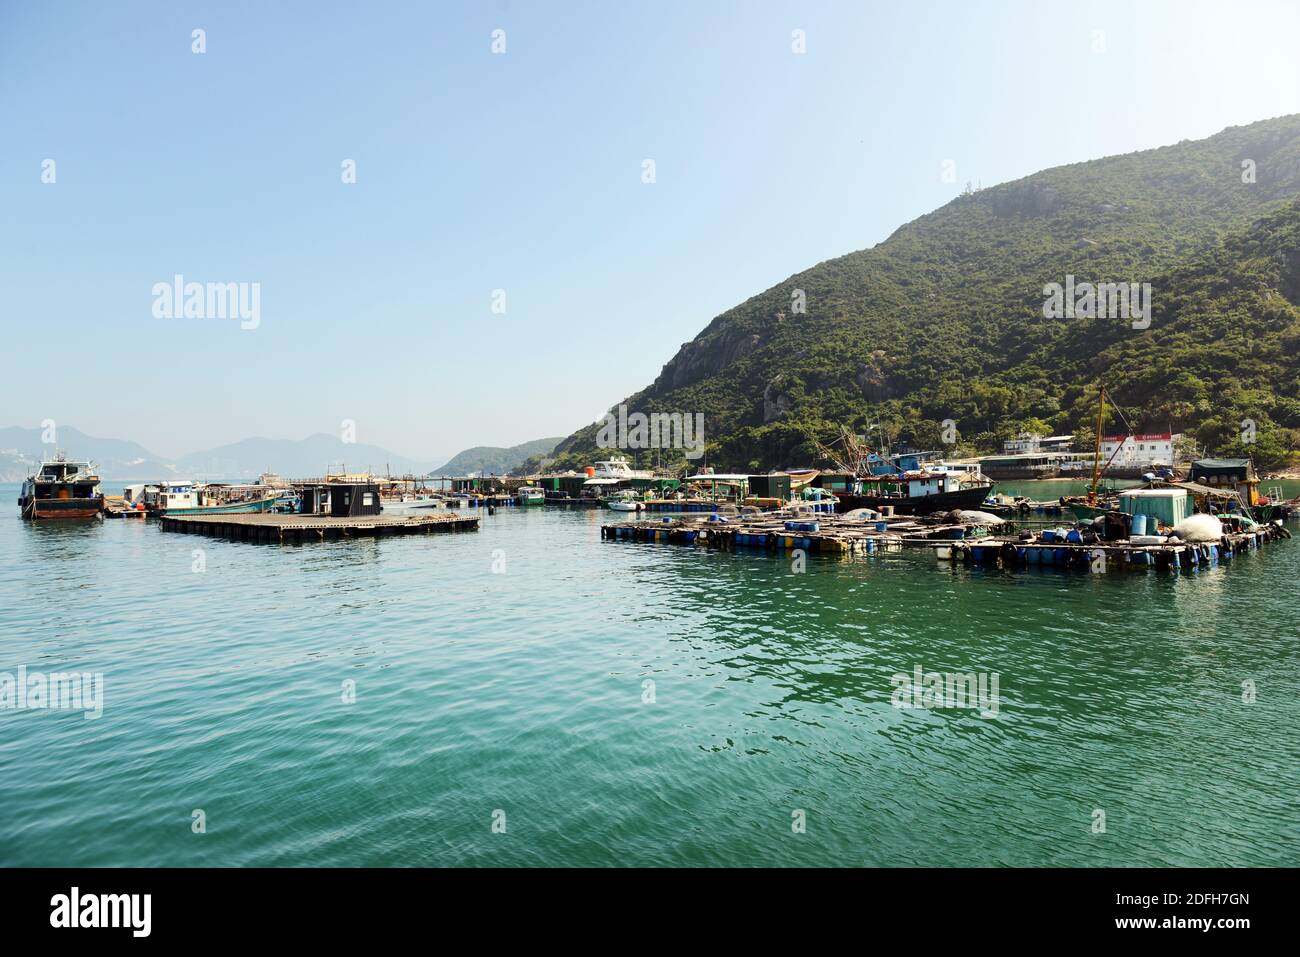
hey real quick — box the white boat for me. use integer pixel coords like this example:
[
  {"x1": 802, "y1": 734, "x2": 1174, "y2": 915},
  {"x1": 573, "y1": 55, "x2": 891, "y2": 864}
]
[
  {"x1": 605, "y1": 490, "x2": 644, "y2": 511},
  {"x1": 383, "y1": 495, "x2": 441, "y2": 511},
  {"x1": 590, "y1": 456, "x2": 654, "y2": 480},
  {"x1": 152, "y1": 481, "x2": 200, "y2": 513}
]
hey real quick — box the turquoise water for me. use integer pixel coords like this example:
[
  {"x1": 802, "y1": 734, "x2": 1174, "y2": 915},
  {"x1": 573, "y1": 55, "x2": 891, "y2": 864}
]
[{"x1": 1, "y1": 480, "x2": 1297, "y2": 867}]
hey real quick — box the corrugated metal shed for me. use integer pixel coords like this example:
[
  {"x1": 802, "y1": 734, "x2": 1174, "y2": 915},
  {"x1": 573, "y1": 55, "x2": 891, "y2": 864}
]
[{"x1": 1119, "y1": 488, "x2": 1191, "y2": 527}]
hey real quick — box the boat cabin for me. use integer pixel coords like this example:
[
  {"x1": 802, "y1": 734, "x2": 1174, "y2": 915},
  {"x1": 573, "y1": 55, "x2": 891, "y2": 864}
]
[
  {"x1": 862, "y1": 467, "x2": 974, "y2": 498},
  {"x1": 157, "y1": 482, "x2": 198, "y2": 511},
  {"x1": 905, "y1": 472, "x2": 963, "y2": 497},
  {"x1": 298, "y1": 481, "x2": 382, "y2": 516},
  {"x1": 21, "y1": 459, "x2": 100, "y2": 501},
  {"x1": 865, "y1": 451, "x2": 943, "y2": 475},
  {"x1": 29, "y1": 460, "x2": 99, "y2": 495},
  {"x1": 1189, "y1": 458, "x2": 1259, "y2": 506},
  {"x1": 33, "y1": 458, "x2": 95, "y2": 484},
  {"x1": 748, "y1": 473, "x2": 791, "y2": 500}
]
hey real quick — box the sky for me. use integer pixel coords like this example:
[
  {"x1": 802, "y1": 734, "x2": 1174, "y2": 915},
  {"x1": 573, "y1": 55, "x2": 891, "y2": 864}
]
[{"x1": 2, "y1": 0, "x2": 1298, "y2": 462}]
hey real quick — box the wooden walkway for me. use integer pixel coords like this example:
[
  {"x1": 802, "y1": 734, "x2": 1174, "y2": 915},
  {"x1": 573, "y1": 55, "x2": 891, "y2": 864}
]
[{"x1": 160, "y1": 512, "x2": 479, "y2": 544}]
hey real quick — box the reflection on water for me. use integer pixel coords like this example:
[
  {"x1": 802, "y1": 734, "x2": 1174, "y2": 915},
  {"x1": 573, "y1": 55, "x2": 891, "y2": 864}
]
[{"x1": 0, "y1": 484, "x2": 1296, "y2": 867}]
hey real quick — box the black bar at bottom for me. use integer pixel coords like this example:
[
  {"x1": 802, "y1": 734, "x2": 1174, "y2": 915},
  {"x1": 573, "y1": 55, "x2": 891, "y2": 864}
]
[{"x1": 0, "y1": 867, "x2": 1284, "y2": 942}]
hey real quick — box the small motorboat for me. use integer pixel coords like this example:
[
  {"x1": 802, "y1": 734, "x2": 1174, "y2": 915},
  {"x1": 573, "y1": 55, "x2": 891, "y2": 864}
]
[{"x1": 605, "y1": 490, "x2": 644, "y2": 511}]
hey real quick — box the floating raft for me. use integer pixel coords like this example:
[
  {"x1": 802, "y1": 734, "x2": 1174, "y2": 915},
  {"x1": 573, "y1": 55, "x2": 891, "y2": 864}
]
[
  {"x1": 441, "y1": 495, "x2": 516, "y2": 508},
  {"x1": 160, "y1": 512, "x2": 479, "y2": 544},
  {"x1": 602, "y1": 514, "x2": 1291, "y2": 571},
  {"x1": 640, "y1": 498, "x2": 838, "y2": 514},
  {"x1": 102, "y1": 497, "x2": 146, "y2": 519},
  {"x1": 934, "y1": 523, "x2": 1289, "y2": 571},
  {"x1": 601, "y1": 514, "x2": 984, "y2": 556}
]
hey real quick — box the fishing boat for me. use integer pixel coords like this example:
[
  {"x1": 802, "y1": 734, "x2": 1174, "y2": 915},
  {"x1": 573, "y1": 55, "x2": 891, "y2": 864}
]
[
  {"x1": 1066, "y1": 499, "x2": 1116, "y2": 521},
  {"x1": 382, "y1": 494, "x2": 440, "y2": 511},
  {"x1": 155, "y1": 482, "x2": 280, "y2": 516},
  {"x1": 18, "y1": 455, "x2": 104, "y2": 520},
  {"x1": 160, "y1": 496, "x2": 280, "y2": 516},
  {"x1": 836, "y1": 468, "x2": 994, "y2": 515},
  {"x1": 808, "y1": 427, "x2": 992, "y2": 515},
  {"x1": 515, "y1": 486, "x2": 545, "y2": 507}
]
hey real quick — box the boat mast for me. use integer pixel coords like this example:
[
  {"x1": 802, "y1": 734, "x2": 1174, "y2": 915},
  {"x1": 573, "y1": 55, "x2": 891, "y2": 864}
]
[{"x1": 1089, "y1": 385, "x2": 1106, "y2": 504}]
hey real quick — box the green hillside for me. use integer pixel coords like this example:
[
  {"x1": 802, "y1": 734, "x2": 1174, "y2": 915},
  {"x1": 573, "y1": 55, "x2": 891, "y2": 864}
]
[
  {"x1": 550, "y1": 115, "x2": 1300, "y2": 472},
  {"x1": 432, "y1": 437, "x2": 563, "y2": 477}
]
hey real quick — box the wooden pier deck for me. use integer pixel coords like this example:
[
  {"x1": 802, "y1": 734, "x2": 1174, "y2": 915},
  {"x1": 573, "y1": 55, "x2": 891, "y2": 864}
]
[
  {"x1": 160, "y1": 512, "x2": 479, "y2": 544},
  {"x1": 102, "y1": 496, "x2": 146, "y2": 519}
]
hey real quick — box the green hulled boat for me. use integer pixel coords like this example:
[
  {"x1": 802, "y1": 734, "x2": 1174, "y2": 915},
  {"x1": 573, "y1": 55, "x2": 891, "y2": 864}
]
[
  {"x1": 1066, "y1": 498, "x2": 1117, "y2": 522},
  {"x1": 515, "y1": 486, "x2": 545, "y2": 507},
  {"x1": 159, "y1": 495, "x2": 280, "y2": 516}
]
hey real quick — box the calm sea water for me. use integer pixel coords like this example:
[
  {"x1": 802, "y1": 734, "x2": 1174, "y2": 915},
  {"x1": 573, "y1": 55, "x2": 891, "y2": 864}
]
[{"x1": 1, "y1": 480, "x2": 1297, "y2": 867}]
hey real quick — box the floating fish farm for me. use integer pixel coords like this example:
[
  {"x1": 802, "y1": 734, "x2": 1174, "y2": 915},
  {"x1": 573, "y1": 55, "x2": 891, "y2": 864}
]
[{"x1": 601, "y1": 510, "x2": 1292, "y2": 572}]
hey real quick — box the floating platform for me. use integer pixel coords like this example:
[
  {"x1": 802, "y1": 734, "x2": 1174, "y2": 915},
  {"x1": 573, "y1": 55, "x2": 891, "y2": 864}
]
[
  {"x1": 601, "y1": 513, "x2": 1291, "y2": 571},
  {"x1": 934, "y1": 523, "x2": 1289, "y2": 571},
  {"x1": 601, "y1": 514, "x2": 986, "y2": 556},
  {"x1": 442, "y1": 494, "x2": 517, "y2": 508},
  {"x1": 102, "y1": 497, "x2": 146, "y2": 519},
  {"x1": 641, "y1": 498, "x2": 838, "y2": 514},
  {"x1": 160, "y1": 512, "x2": 479, "y2": 544}
]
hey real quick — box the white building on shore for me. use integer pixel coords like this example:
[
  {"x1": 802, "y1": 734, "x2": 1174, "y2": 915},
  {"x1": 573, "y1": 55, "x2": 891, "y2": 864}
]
[
  {"x1": 1099, "y1": 433, "x2": 1180, "y2": 469},
  {"x1": 1002, "y1": 434, "x2": 1075, "y2": 454}
]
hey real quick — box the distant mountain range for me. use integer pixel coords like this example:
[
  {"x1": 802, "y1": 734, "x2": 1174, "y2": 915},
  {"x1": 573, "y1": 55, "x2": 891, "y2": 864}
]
[
  {"x1": 174, "y1": 434, "x2": 435, "y2": 481},
  {"x1": 0, "y1": 426, "x2": 176, "y2": 483},
  {"x1": 0, "y1": 426, "x2": 563, "y2": 482},
  {"x1": 431, "y1": 438, "x2": 563, "y2": 476}
]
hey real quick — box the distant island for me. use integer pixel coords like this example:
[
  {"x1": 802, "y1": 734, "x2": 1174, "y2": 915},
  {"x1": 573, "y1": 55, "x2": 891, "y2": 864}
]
[{"x1": 431, "y1": 438, "x2": 562, "y2": 477}]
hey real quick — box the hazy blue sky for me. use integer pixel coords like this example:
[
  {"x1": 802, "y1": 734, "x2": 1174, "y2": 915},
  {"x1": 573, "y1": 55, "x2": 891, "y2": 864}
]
[{"x1": 2, "y1": 0, "x2": 1298, "y2": 461}]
